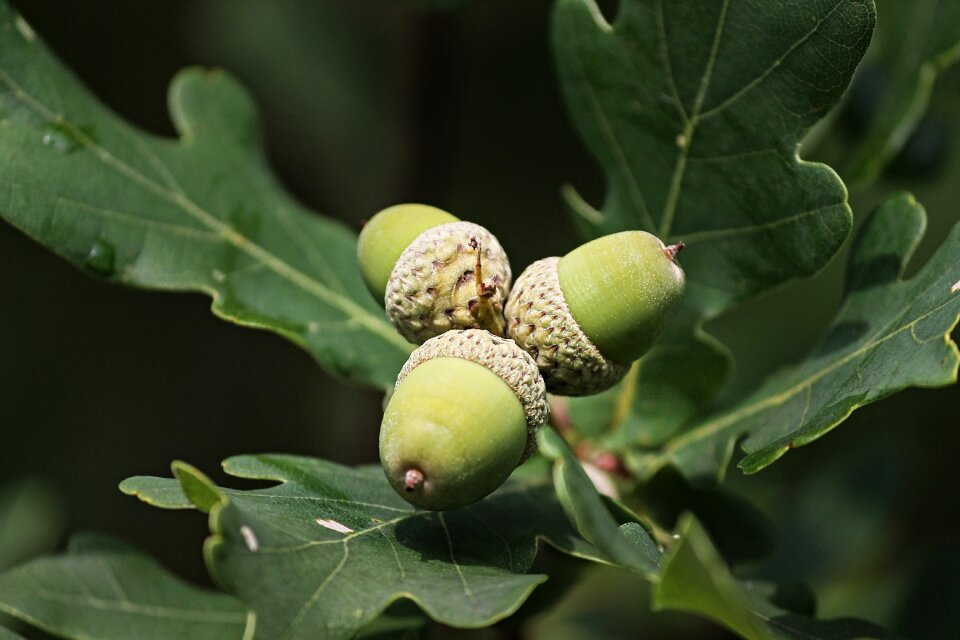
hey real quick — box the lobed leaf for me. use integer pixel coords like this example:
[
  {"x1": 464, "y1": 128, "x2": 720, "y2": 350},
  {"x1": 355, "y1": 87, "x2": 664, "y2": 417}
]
[
  {"x1": 0, "y1": 533, "x2": 247, "y2": 640},
  {"x1": 554, "y1": 0, "x2": 875, "y2": 440},
  {"x1": 635, "y1": 193, "x2": 960, "y2": 482},
  {"x1": 841, "y1": 0, "x2": 960, "y2": 187},
  {"x1": 0, "y1": 2, "x2": 410, "y2": 390},
  {"x1": 121, "y1": 455, "x2": 612, "y2": 640}
]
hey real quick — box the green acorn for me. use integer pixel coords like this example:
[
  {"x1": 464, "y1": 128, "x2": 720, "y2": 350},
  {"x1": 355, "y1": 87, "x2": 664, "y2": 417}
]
[
  {"x1": 357, "y1": 204, "x2": 511, "y2": 344},
  {"x1": 505, "y1": 231, "x2": 685, "y2": 396},
  {"x1": 379, "y1": 329, "x2": 548, "y2": 510}
]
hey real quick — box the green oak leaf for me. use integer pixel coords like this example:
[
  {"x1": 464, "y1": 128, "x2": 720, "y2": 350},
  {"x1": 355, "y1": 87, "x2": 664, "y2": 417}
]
[
  {"x1": 121, "y1": 455, "x2": 612, "y2": 640},
  {"x1": 634, "y1": 193, "x2": 960, "y2": 482},
  {"x1": 0, "y1": 533, "x2": 247, "y2": 640},
  {"x1": 0, "y1": 2, "x2": 411, "y2": 390},
  {"x1": 842, "y1": 0, "x2": 960, "y2": 187},
  {"x1": 554, "y1": 0, "x2": 875, "y2": 439},
  {"x1": 654, "y1": 515, "x2": 899, "y2": 640},
  {"x1": 537, "y1": 428, "x2": 660, "y2": 576}
]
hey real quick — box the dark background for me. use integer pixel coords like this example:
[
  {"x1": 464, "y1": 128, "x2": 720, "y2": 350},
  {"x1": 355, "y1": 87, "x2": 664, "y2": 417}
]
[{"x1": 1, "y1": 1, "x2": 958, "y2": 637}]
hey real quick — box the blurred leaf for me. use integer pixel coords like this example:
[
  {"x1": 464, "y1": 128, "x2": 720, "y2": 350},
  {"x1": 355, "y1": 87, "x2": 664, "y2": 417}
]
[
  {"x1": 537, "y1": 428, "x2": 660, "y2": 576},
  {"x1": 654, "y1": 515, "x2": 899, "y2": 640},
  {"x1": 555, "y1": 0, "x2": 874, "y2": 438},
  {"x1": 0, "y1": 533, "x2": 247, "y2": 640},
  {"x1": 639, "y1": 468, "x2": 775, "y2": 566},
  {"x1": 892, "y1": 543, "x2": 960, "y2": 639},
  {"x1": 635, "y1": 193, "x2": 960, "y2": 481},
  {"x1": 410, "y1": 0, "x2": 482, "y2": 10},
  {"x1": 526, "y1": 563, "x2": 722, "y2": 640},
  {"x1": 355, "y1": 600, "x2": 428, "y2": 638},
  {"x1": 842, "y1": 0, "x2": 960, "y2": 188},
  {"x1": 0, "y1": 627, "x2": 25, "y2": 640},
  {"x1": 0, "y1": 479, "x2": 64, "y2": 571},
  {"x1": 194, "y1": 2, "x2": 412, "y2": 216},
  {"x1": 0, "y1": 2, "x2": 411, "y2": 391},
  {"x1": 121, "y1": 455, "x2": 613, "y2": 640}
]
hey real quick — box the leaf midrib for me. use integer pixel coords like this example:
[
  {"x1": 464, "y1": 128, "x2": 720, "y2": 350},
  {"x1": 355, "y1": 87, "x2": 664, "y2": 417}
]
[
  {"x1": 657, "y1": 294, "x2": 959, "y2": 464},
  {"x1": 572, "y1": 0, "x2": 851, "y2": 237},
  {"x1": 0, "y1": 65, "x2": 411, "y2": 357},
  {"x1": 0, "y1": 590, "x2": 245, "y2": 624}
]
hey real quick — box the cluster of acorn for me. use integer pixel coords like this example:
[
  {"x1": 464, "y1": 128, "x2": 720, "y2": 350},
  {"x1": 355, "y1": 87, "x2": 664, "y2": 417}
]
[{"x1": 357, "y1": 204, "x2": 685, "y2": 511}]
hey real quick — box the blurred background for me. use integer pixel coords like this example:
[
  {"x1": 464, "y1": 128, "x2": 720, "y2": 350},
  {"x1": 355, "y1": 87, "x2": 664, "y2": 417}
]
[{"x1": 1, "y1": 1, "x2": 958, "y2": 638}]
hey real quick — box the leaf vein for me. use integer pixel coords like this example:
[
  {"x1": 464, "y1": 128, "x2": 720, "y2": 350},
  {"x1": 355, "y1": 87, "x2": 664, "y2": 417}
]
[
  {"x1": 698, "y1": 0, "x2": 848, "y2": 122},
  {"x1": 665, "y1": 295, "x2": 960, "y2": 455},
  {"x1": 439, "y1": 513, "x2": 473, "y2": 598},
  {"x1": 0, "y1": 65, "x2": 410, "y2": 359}
]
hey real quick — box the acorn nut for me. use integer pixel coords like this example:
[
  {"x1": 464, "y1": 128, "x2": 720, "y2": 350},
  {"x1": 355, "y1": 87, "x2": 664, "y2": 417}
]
[
  {"x1": 357, "y1": 204, "x2": 512, "y2": 344},
  {"x1": 379, "y1": 329, "x2": 548, "y2": 510},
  {"x1": 505, "y1": 230, "x2": 685, "y2": 396}
]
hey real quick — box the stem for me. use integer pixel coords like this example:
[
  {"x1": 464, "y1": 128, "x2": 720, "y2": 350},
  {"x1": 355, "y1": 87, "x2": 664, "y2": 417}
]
[
  {"x1": 469, "y1": 237, "x2": 506, "y2": 335},
  {"x1": 664, "y1": 241, "x2": 685, "y2": 261}
]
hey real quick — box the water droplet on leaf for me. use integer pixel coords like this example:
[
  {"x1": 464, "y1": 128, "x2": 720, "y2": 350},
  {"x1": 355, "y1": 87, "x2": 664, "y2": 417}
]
[
  {"x1": 84, "y1": 240, "x2": 115, "y2": 277},
  {"x1": 14, "y1": 15, "x2": 36, "y2": 42},
  {"x1": 40, "y1": 121, "x2": 94, "y2": 153}
]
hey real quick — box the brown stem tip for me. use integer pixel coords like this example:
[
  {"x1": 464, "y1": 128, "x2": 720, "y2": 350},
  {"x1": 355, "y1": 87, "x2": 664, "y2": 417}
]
[
  {"x1": 404, "y1": 468, "x2": 424, "y2": 492},
  {"x1": 664, "y1": 241, "x2": 685, "y2": 261},
  {"x1": 471, "y1": 237, "x2": 490, "y2": 298}
]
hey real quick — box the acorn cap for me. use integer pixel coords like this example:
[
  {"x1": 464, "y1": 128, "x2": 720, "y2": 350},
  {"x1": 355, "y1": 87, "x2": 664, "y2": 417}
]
[
  {"x1": 385, "y1": 221, "x2": 512, "y2": 344},
  {"x1": 505, "y1": 257, "x2": 630, "y2": 396},
  {"x1": 397, "y1": 329, "x2": 549, "y2": 461}
]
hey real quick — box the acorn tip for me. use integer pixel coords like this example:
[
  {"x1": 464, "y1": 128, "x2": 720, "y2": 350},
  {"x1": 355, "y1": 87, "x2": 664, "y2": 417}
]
[
  {"x1": 404, "y1": 468, "x2": 424, "y2": 492},
  {"x1": 664, "y1": 241, "x2": 684, "y2": 260}
]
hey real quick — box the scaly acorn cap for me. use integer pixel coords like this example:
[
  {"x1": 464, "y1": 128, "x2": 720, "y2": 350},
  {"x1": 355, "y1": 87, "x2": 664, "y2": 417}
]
[
  {"x1": 385, "y1": 221, "x2": 512, "y2": 344},
  {"x1": 506, "y1": 231, "x2": 685, "y2": 396},
  {"x1": 505, "y1": 257, "x2": 630, "y2": 396},
  {"x1": 358, "y1": 204, "x2": 458, "y2": 300},
  {"x1": 396, "y1": 329, "x2": 549, "y2": 460}
]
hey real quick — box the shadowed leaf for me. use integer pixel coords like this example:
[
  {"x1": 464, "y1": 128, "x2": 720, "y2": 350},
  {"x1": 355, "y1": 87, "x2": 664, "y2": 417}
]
[
  {"x1": 537, "y1": 429, "x2": 660, "y2": 575},
  {"x1": 654, "y1": 515, "x2": 900, "y2": 640},
  {"x1": 0, "y1": 533, "x2": 247, "y2": 640},
  {"x1": 842, "y1": 0, "x2": 960, "y2": 187}
]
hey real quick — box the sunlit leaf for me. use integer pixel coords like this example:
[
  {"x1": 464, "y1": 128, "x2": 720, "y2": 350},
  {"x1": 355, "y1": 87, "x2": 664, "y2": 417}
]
[
  {"x1": 635, "y1": 193, "x2": 959, "y2": 481},
  {"x1": 121, "y1": 455, "x2": 612, "y2": 640},
  {"x1": 554, "y1": 0, "x2": 874, "y2": 440},
  {"x1": 0, "y1": 2, "x2": 411, "y2": 390}
]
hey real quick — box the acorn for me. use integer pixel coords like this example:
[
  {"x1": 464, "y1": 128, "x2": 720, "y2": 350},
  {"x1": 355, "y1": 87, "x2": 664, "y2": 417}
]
[
  {"x1": 505, "y1": 231, "x2": 685, "y2": 396},
  {"x1": 357, "y1": 204, "x2": 511, "y2": 344},
  {"x1": 379, "y1": 329, "x2": 548, "y2": 510}
]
